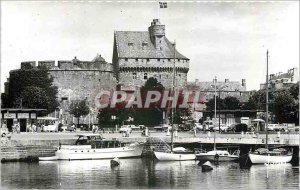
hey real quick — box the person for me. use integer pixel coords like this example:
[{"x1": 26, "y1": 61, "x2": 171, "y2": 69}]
[
  {"x1": 16, "y1": 122, "x2": 20, "y2": 134},
  {"x1": 32, "y1": 123, "x2": 37, "y2": 133},
  {"x1": 58, "y1": 123, "x2": 63, "y2": 132},
  {"x1": 71, "y1": 123, "x2": 76, "y2": 132}
]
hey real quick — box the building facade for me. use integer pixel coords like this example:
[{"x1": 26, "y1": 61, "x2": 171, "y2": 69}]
[
  {"x1": 112, "y1": 19, "x2": 189, "y2": 90},
  {"x1": 260, "y1": 68, "x2": 299, "y2": 90}
]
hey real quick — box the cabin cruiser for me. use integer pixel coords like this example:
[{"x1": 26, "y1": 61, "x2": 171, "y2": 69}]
[
  {"x1": 196, "y1": 150, "x2": 240, "y2": 162},
  {"x1": 39, "y1": 134, "x2": 143, "y2": 161}
]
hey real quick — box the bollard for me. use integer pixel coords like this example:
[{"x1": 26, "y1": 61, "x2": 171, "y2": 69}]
[
  {"x1": 166, "y1": 128, "x2": 170, "y2": 136},
  {"x1": 145, "y1": 128, "x2": 149, "y2": 137},
  {"x1": 174, "y1": 130, "x2": 178, "y2": 137}
]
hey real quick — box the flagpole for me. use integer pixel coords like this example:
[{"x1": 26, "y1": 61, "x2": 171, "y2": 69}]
[{"x1": 157, "y1": 1, "x2": 160, "y2": 19}]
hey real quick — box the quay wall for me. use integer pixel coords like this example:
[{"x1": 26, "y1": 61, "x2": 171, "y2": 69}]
[
  {"x1": 1, "y1": 145, "x2": 57, "y2": 162},
  {"x1": 1, "y1": 134, "x2": 298, "y2": 162}
]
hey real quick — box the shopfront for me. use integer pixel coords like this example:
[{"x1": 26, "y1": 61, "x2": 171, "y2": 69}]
[{"x1": 1, "y1": 109, "x2": 45, "y2": 132}]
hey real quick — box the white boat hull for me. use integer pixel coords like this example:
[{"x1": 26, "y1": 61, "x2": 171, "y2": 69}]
[
  {"x1": 249, "y1": 153, "x2": 292, "y2": 164},
  {"x1": 154, "y1": 151, "x2": 196, "y2": 161},
  {"x1": 39, "y1": 156, "x2": 59, "y2": 161},
  {"x1": 196, "y1": 154, "x2": 238, "y2": 162},
  {"x1": 196, "y1": 150, "x2": 239, "y2": 162},
  {"x1": 40, "y1": 144, "x2": 143, "y2": 160}
]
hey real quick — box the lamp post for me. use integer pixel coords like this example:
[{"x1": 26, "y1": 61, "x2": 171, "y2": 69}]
[{"x1": 213, "y1": 76, "x2": 217, "y2": 151}]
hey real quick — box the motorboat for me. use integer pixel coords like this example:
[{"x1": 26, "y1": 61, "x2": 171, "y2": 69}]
[
  {"x1": 154, "y1": 147, "x2": 196, "y2": 161},
  {"x1": 39, "y1": 134, "x2": 143, "y2": 161},
  {"x1": 196, "y1": 150, "x2": 240, "y2": 162},
  {"x1": 249, "y1": 148, "x2": 292, "y2": 164}
]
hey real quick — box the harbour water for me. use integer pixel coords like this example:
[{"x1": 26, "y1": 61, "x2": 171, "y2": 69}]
[{"x1": 1, "y1": 159, "x2": 299, "y2": 189}]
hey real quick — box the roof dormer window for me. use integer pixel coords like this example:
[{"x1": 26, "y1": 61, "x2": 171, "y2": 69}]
[
  {"x1": 142, "y1": 42, "x2": 148, "y2": 47},
  {"x1": 128, "y1": 42, "x2": 134, "y2": 46}
]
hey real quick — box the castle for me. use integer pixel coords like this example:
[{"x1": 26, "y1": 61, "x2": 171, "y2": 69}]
[
  {"x1": 3, "y1": 19, "x2": 248, "y2": 125},
  {"x1": 113, "y1": 19, "x2": 189, "y2": 90}
]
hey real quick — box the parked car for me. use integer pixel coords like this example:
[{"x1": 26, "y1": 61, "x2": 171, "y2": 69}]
[
  {"x1": 154, "y1": 124, "x2": 172, "y2": 132},
  {"x1": 66, "y1": 124, "x2": 76, "y2": 132},
  {"x1": 43, "y1": 124, "x2": 58, "y2": 132},
  {"x1": 119, "y1": 125, "x2": 133, "y2": 133},
  {"x1": 213, "y1": 124, "x2": 228, "y2": 132},
  {"x1": 227, "y1": 124, "x2": 236, "y2": 132},
  {"x1": 234, "y1": 123, "x2": 248, "y2": 132},
  {"x1": 203, "y1": 120, "x2": 214, "y2": 131},
  {"x1": 226, "y1": 123, "x2": 248, "y2": 132},
  {"x1": 195, "y1": 123, "x2": 203, "y2": 131},
  {"x1": 138, "y1": 125, "x2": 146, "y2": 130}
]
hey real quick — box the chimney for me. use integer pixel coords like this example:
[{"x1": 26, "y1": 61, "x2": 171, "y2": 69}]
[
  {"x1": 242, "y1": 79, "x2": 246, "y2": 89},
  {"x1": 225, "y1": 79, "x2": 229, "y2": 83}
]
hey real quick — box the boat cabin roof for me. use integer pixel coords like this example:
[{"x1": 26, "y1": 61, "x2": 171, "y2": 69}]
[{"x1": 77, "y1": 134, "x2": 103, "y2": 138}]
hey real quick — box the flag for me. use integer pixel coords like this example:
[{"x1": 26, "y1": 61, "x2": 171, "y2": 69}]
[{"x1": 159, "y1": 2, "x2": 167, "y2": 8}]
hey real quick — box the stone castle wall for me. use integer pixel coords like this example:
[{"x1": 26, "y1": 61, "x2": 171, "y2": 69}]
[{"x1": 118, "y1": 58, "x2": 189, "y2": 88}]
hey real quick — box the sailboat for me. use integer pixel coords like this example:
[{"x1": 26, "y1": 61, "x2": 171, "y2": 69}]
[
  {"x1": 153, "y1": 42, "x2": 196, "y2": 161},
  {"x1": 248, "y1": 50, "x2": 292, "y2": 164},
  {"x1": 196, "y1": 77, "x2": 239, "y2": 162}
]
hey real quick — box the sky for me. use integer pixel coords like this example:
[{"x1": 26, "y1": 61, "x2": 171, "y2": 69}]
[{"x1": 1, "y1": 1, "x2": 299, "y2": 92}]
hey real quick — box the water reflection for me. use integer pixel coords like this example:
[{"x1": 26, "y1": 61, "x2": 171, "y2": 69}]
[{"x1": 1, "y1": 159, "x2": 299, "y2": 189}]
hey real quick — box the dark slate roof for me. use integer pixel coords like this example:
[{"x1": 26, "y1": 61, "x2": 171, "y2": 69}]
[{"x1": 114, "y1": 31, "x2": 189, "y2": 59}]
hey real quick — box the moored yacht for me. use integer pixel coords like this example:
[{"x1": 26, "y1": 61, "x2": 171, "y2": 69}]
[
  {"x1": 249, "y1": 50, "x2": 293, "y2": 164},
  {"x1": 39, "y1": 134, "x2": 143, "y2": 161},
  {"x1": 249, "y1": 148, "x2": 292, "y2": 164},
  {"x1": 196, "y1": 150, "x2": 240, "y2": 162}
]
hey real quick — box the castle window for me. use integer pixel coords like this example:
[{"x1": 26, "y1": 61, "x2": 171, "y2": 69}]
[
  {"x1": 159, "y1": 75, "x2": 162, "y2": 79},
  {"x1": 178, "y1": 74, "x2": 181, "y2": 77},
  {"x1": 160, "y1": 47, "x2": 163, "y2": 50},
  {"x1": 168, "y1": 59, "x2": 171, "y2": 62},
  {"x1": 128, "y1": 42, "x2": 134, "y2": 46},
  {"x1": 147, "y1": 58, "x2": 150, "y2": 62},
  {"x1": 125, "y1": 58, "x2": 128, "y2": 61},
  {"x1": 144, "y1": 73, "x2": 148, "y2": 80},
  {"x1": 61, "y1": 97, "x2": 68, "y2": 101},
  {"x1": 133, "y1": 73, "x2": 137, "y2": 79},
  {"x1": 135, "y1": 58, "x2": 138, "y2": 62},
  {"x1": 178, "y1": 59, "x2": 180, "y2": 61},
  {"x1": 157, "y1": 59, "x2": 160, "y2": 61}
]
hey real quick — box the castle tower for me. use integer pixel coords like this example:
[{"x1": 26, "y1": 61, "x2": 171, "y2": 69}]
[
  {"x1": 112, "y1": 19, "x2": 189, "y2": 89},
  {"x1": 148, "y1": 19, "x2": 165, "y2": 50}
]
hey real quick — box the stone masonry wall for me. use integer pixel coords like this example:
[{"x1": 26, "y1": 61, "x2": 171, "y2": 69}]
[
  {"x1": 118, "y1": 58, "x2": 189, "y2": 88},
  {"x1": 49, "y1": 70, "x2": 116, "y2": 108}
]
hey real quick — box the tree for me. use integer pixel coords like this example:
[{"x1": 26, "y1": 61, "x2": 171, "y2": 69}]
[
  {"x1": 205, "y1": 97, "x2": 224, "y2": 111},
  {"x1": 20, "y1": 86, "x2": 58, "y2": 116},
  {"x1": 5, "y1": 66, "x2": 59, "y2": 116},
  {"x1": 223, "y1": 96, "x2": 241, "y2": 110},
  {"x1": 69, "y1": 100, "x2": 90, "y2": 127},
  {"x1": 241, "y1": 90, "x2": 266, "y2": 111},
  {"x1": 273, "y1": 89, "x2": 297, "y2": 123}
]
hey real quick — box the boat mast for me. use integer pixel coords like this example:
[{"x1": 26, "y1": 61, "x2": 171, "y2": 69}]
[
  {"x1": 214, "y1": 76, "x2": 217, "y2": 151},
  {"x1": 170, "y1": 41, "x2": 176, "y2": 152},
  {"x1": 265, "y1": 50, "x2": 269, "y2": 149}
]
